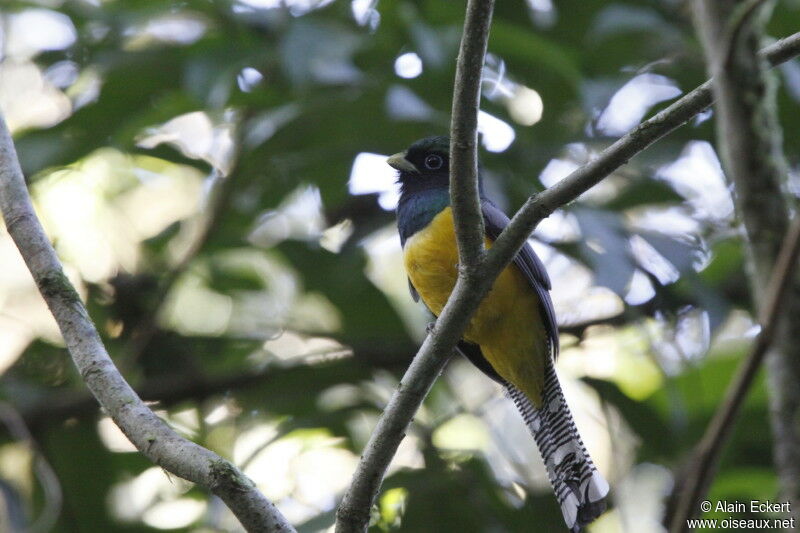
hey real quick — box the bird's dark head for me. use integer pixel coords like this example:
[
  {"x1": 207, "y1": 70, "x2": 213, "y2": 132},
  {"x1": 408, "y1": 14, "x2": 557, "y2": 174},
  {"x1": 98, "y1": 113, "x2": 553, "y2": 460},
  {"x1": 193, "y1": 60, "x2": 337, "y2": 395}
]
[{"x1": 387, "y1": 136, "x2": 451, "y2": 196}]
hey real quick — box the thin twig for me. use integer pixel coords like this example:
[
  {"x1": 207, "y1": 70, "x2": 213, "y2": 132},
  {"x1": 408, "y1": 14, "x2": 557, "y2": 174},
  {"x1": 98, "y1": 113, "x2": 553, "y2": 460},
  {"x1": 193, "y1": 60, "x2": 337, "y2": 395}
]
[
  {"x1": 334, "y1": 1, "x2": 496, "y2": 531},
  {"x1": 669, "y1": 0, "x2": 796, "y2": 528},
  {"x1": 669, "y1": 216, "x2": 800, "y2": 532},
  {"x1": 334, "y1": 274, "x2": 489, "y2": 533},
  {"x1": 334, "y1": 29, "x2": 800, "y2": 533},
  {"x1": 484, "y1": 31, "x2": 800, "y2": 280},
  {"x1": 449, "y1": 0, "x2": 495, "y2": 272},
  {"x1": 0, "y1": 114, "x2": 295, "y2": 533}
]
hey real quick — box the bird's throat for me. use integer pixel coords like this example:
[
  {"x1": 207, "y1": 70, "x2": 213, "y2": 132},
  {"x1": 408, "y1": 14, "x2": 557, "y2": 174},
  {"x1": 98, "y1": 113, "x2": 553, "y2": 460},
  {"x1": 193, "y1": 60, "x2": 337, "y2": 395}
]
[{"x1": 396, "y1": 187, "x2": 451, "y2": 246}]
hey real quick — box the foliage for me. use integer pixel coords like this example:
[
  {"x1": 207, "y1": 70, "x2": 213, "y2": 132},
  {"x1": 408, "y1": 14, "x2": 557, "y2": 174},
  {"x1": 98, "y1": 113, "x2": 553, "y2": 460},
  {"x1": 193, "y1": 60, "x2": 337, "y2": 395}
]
[{"x1": 0, "y1": 0, "x2": 799, "y2": 531}]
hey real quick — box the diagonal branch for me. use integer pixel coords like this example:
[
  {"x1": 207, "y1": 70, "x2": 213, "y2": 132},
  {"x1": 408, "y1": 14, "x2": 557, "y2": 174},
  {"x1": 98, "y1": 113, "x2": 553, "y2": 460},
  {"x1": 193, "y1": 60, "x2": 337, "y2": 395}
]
[
  {"x1": 335, "y1": 27, "x2": 800, "y2": 533},
  {"x1": 485, "y1": 31, "x2": 800, "y2": 279},
  {"x1": 0, "y1": 114, "x2": 294, "y2": 533},
  {"x1": 669, "y1": 214, "x2": 800, "y2": 532},
  {"x1": 449, "y1": 0, "x2": 495, "y2": 273},
  {"x1": 669, "y1": 0, "x2": 799, "y2": 528},
  {"x1": 335, "y1": 1, "x2": 495, "y2": 531},
  {"x1": 333, "y1": 279, "x2": 487, "y2": 532}
]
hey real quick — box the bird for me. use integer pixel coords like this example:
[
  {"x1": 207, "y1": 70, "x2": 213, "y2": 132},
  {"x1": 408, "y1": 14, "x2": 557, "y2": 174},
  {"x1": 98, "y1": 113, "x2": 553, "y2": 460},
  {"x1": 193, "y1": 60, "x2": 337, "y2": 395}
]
[{"x1": 387, "y1": 135, "x2": 609, "y2": 532}]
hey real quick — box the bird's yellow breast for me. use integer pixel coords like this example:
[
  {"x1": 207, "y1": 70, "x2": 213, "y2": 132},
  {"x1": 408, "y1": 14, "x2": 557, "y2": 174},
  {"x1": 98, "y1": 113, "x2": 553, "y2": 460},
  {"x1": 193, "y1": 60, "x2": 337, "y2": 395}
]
[{"x1": 403, "y1": 207, "x2": 549, "y2": 405}]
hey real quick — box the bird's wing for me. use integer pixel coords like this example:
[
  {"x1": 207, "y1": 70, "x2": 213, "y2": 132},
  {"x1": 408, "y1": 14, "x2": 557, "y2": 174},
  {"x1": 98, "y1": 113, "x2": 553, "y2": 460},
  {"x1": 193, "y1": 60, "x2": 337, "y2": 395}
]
[
  {"x1": 457, "y1": 340, "x2": 504, "y2": 384},
  {"x1": 481, "y1": 200, "x2": 560, "y2": 357}
]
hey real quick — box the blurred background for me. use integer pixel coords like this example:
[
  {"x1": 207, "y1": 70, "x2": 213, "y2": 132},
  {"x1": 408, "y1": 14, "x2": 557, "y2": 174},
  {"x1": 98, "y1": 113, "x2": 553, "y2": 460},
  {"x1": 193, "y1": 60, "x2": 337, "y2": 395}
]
[{"x1": 0, "y1": 0, "x2": 799, "y2": 531}]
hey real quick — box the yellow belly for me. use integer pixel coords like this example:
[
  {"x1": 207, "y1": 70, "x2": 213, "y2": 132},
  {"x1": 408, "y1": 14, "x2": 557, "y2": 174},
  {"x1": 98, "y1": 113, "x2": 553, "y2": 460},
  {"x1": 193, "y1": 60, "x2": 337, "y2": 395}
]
[{"x1": 403, "y1": 207, "x2": 549, "y2": 406}]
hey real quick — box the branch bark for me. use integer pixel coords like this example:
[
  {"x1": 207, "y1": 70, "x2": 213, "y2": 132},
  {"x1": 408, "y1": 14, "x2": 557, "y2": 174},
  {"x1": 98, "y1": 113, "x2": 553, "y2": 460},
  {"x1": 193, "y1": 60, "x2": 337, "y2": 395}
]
[
  {"x1": 335, "y1": 27, "x2": 800, "y2": 533},
  {"x1": 449, "y1": 0, "x2": 494, "y2": 273},
  {"x1": 333, "y1": 284, "x2": 485, "y2": 532},
  {"x1": 335, "y1": 2, "x2": 495, "y2": 530},
  {"x1": 679, "y1": 0, "x2": 800, "y2": 527},
  {"x1": 670, "y1": 215, "x2": 800, "y2": 532},
  {"x1": 0, "y1": 114, "x2": 294, "y2": 533},
  {"x1": 485, "y1": 31, "x2": 800, "y2": 278},
  {"x1": 695, "y1": 0, "x2": 800, "y2": 519}
]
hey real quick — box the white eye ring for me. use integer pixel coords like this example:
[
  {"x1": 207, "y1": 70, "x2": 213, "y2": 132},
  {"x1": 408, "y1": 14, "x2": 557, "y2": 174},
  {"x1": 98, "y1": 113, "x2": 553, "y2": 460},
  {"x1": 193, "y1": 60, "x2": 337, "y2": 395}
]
[{"x1": 424, "y1": 154, "x2": 444, "y2": 170}]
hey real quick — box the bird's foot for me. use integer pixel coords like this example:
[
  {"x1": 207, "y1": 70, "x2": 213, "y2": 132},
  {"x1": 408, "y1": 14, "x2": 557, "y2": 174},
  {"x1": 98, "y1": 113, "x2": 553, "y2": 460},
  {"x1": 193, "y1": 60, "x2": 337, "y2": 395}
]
[{"x1": 426, "y1": 321, "x2": 437, "y2": 334}]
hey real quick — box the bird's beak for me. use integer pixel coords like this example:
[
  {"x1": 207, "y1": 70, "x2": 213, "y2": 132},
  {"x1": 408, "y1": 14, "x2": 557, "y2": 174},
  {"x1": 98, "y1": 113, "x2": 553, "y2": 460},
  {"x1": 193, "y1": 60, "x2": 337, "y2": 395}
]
[{"x1": 387, "y1": 152, "x2": 418, "y2": 173}]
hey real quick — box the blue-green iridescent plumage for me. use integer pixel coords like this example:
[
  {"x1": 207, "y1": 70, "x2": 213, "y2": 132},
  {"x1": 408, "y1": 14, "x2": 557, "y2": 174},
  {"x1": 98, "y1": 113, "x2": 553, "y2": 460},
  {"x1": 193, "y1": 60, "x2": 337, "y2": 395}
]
[{"x1": 397, "y1": 187, "x2": 450, "y2": 246}]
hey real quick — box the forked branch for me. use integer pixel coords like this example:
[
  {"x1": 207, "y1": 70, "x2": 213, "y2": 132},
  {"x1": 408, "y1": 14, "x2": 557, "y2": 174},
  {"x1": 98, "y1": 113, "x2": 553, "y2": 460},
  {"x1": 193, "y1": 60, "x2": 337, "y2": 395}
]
[{"x1": 335, "y1": 25, "x2": 800, "y2": 533}]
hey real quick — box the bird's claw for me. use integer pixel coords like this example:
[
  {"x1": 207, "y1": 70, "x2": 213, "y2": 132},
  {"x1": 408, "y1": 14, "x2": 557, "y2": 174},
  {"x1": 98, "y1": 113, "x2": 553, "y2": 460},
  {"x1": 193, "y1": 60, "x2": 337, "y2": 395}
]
[{"x1": 426, "y1": 321, "x2": 437, "y2": 334}]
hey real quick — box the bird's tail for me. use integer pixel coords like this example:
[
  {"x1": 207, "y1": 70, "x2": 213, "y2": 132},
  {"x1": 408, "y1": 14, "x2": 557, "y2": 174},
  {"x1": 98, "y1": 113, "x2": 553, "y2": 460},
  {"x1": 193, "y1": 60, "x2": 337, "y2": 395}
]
[{"x1": 506, "y1": 360, "x2": 609, "y2": 532}]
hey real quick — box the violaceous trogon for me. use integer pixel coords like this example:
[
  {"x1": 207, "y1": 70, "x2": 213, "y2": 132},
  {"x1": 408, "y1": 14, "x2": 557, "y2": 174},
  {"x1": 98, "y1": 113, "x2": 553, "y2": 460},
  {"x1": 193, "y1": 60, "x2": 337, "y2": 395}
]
[{"x1": 388, "y1": 136, "x2": 609, "y2": 532}]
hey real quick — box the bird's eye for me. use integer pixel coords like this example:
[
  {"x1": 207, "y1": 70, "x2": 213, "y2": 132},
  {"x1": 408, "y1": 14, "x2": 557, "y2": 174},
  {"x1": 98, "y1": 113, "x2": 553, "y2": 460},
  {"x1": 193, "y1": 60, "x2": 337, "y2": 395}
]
[{"x1": 424, "y1": 154, "x2": 444, "y2": 170}]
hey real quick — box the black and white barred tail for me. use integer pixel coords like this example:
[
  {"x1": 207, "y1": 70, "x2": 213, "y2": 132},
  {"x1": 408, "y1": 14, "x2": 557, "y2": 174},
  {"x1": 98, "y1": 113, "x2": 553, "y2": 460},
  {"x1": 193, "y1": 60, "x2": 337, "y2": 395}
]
[{"x1": 506, "y1": 361, "x2": 609, "y2": 532}]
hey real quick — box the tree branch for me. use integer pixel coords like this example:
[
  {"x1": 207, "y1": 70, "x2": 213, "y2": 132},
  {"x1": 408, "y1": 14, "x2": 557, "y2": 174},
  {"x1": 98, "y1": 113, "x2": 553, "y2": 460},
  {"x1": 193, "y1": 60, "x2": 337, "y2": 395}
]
[
  {"x1": 485, "y1": 31, "x2": 800, "y2": 279},
  {"x1": 670, "y1": 214, "x2": 800, "y2": 532},
  {"x1": 667, "y1": 1, "x2": 800, "y2": 528},
  {"x1": 449, "y1": 0, "x2": 494, "y2": 273},
  {"x1": 335, "y1": 28, "x2": 800, "y2": 533},
  {"x1": 0, "y1": 114, "x2": 294, "y2": 533},
  {"x1": 335, "y1": 3, "x2": 496, "y2": 531},
  {"x1": 334, "y1": 284, "x2": 483, "y2": 532}
]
